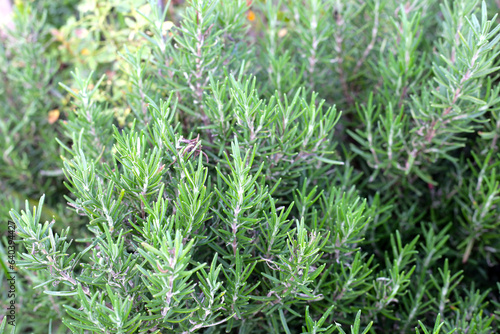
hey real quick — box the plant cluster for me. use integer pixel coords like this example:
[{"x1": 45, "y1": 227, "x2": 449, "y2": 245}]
[{"x1": 2, "y1": 0, "x2": 500, "y2": 333}]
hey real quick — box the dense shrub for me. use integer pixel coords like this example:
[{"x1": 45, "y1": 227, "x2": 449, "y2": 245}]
[{"x1": 2, "y1": 0, "x2": 500, "y2": 332}]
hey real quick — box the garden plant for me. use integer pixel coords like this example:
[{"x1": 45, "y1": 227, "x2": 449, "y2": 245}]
[{"x1": 2, "y1": 0, "x2": 500, "y2": 333}]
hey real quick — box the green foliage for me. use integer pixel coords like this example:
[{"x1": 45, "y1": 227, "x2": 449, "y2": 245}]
[
  {"x1": 3, "y1": 0, "x2": 500, "y2": 333},
  {"x1": 0, "y1": 5, "x2": 65, "y2": 217}
]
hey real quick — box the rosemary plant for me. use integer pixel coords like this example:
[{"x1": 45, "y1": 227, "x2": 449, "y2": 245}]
[{"x1": 2, "y1": 0, "x2": 500, "y2": 333}]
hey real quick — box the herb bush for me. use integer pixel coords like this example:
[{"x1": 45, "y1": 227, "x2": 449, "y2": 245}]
[{"x1": 3, "y1": 0, "x2": 500, "y2": 332}]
